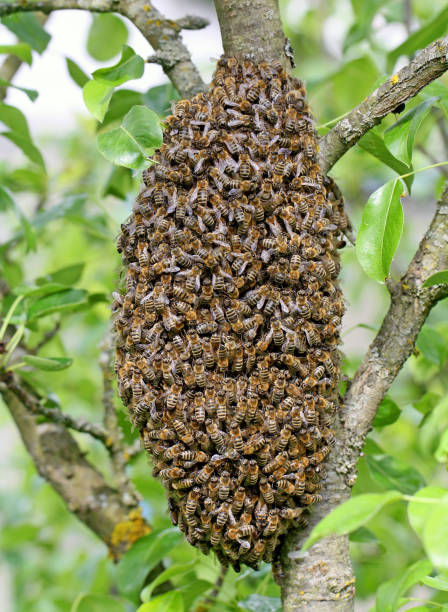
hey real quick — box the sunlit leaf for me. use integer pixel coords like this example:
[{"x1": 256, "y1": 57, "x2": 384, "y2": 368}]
[
  {"x1": 83, "y1": 46, "x2": 144, "y2": 121},
  {"x1": 23, "y1": 356, "x2": 73, "y2": 371},
  {"x1": 0, "y1": 43, "x2": 32, "y2": 65},
  {"x1": 87, "y1": 14, "x2": 128, "y2": 61},
  {"x1": 143, "y1": 83, "x2": 180, "y2": 117},
  {"x1": 137, "y1": 592, "x2": 183, "y2": 612},
  {"x1": 103, "y1": 165, "x2": 134, "y2": 199},
  {"x1": 101, "y1": 89, "x2": 143, "y2": 129},
  {"x1": 356, "y1": 179, "x2": 404, "y2": 281},
  {"x1": 421, "y1": 574, "x2": 448, "y2": 591},
  {"x1": 434, "y1": 430, "x2": 448, "y2": 463},
  {"x1": 418, "y1": 397, "x2": 448, "y2": 456},
  {"x1": 238, "y1": 594, "x2": 282, "y2": 612},
  {"x1": 302, "y1": 491, "x2": 403, "y2": 551},
  {"x1": 423, "y1": 500, "x2": 448, "y2": 570},
  {"x1": 37, "y1": 263, "x2": 85, "y2": 286},
  {"x1": 97, "y1": 105, "x2": 162, "y2": 170},
  {"x1": 71, "y1": 593, "x2": 127, "y2": 612},
  {"x1": 408, "y1": 487, "x2": 448, "y2": 538}
]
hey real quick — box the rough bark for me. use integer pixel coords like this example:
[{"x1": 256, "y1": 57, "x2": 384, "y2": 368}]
[
  {"x1": 214, "y1": 0, "x2": 287, "y2": 67},
  {"x1": 3, "y1": 385, "x2": 148, "y2": 560},
  {"x1": 320, "y1": 35, "x2": 448, "y2": 172}
]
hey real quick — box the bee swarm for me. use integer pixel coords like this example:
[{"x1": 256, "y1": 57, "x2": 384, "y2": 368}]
[{"x1": 114, "y1": 57, "x2": 347, "y2": 571}]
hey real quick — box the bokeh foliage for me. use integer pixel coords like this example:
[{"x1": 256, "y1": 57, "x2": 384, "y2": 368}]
[{"x1": 1, "y1": 0, "x2": 448, "y2": 610}]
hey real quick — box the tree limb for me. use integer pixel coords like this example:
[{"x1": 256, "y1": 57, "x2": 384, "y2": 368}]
[
  {"x1": 319, "y1": 35, "x2": 448, "y2": 172},
  {"x1": 281, "y1": 183, "x2": 448, "y2": 610},
  {"x1": 0, "y1": 0, "x2": 206, "y2": 98},
  {"x1": 213, "y1": 0, "x2": 288, "y2": 68},
  {"x1": 1, "y1": 378, "x2": 150, "y2": 560}
]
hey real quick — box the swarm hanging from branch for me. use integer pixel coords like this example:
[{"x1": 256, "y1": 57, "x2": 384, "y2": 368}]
[{"x1": 114, "y1": 57, "x2": 348, "y2": 570}]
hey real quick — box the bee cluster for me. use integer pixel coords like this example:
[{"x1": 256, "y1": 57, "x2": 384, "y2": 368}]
[{"x1": 114, "y1": 57, "x2": 347, "y2": 570}]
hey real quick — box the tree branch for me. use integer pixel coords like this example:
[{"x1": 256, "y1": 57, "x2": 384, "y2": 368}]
[
  {"x1": 1, "y1": 377, "x2": 150, "y2": 560},
  {"x1": 342, "y1": 182, "x2": 448, "y2": 479},
  {"x1": 213, "y1": 0, "x2": 288, "y2": 68},
  {"x1": 0, "y1": 0, "x2": 206, "y2": 98},
  {"x1": 281, "y1": 183, "x2": 448, "y2": 610},
  {"x1": 320, "y1": 36, "x2": 448, "y2": 172}
]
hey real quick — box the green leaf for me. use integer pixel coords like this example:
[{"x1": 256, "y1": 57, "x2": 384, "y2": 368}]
[
  {"x1": 2, "y1": 13, "x2": 50, "y2": 53},
  {"x1": 116, "y1": 528, "x2": 181, "y2": 602},
  {"x1": 143, "y1": 83, "x2": 180, "y2": 117},
  {"x1": 238, "y1": 594, "x2": 282, "y2": 612},
  {"x1": 0, "y1": 103, "x2": 31, "y2": 138},
  {"x1": 416, "y1": 327, "x2": 447, "y2": 366},
  {"x1": 141, "y1": 560, "x2": 196, "y2": 602},
  {"x1": 103, "y1": 165, "x2": 134, "y2": 199},
  {"x1": 0, "y1": 185, "x2": 36, "y2": 252},
  {"x1": 421, "y1": 575, "x2": 448, "y2": 591},
  {"x1": 92, "y1": 46, "x2": 144, "y2": 83},
  {"x1": 423, "y1": 500, "x2": 448, "y2": 571},
  {"x1": 408, "y1": 487, "x2": 448, "y2": 538},
  {"x1": 38, "y1": 263, "x2": 85, "y2": 286},
  {"x1": 97, "y1": 105, "x2": 163, "y2": 170},
  {"x1": 375, "y1": 559, "x2": 432, "y2": 612},
  {"x1": 349, "y1": 527, "x2": 379, "y2": 543},
  {"x1": 82, "y1": 46, "x2": 144, "y2": 122},
  {"x1": 414, "y1": 392, "x2": 441, "y2": 415},
  {"x1": 65, "y1": 57, "x2": 89, "y2": 88},
  {"x1": 27, "y1": 289, "x2": 89, "y2": 321},
  {"x1": 418, "y1": 397, "x2": 448, "y2": 456},
  {"x1": 366, "y1": 455, "x2": 425, "y2": 495},
  {"x1": 1, "y1": 131, "x2": 45, "y2": 171},
  {"x1": 15, "y1": 283, "x2": 68, "y2": 298},
  {"x1": 423, "y1": 270, "x2": 448, "y2": 287},
  {"x1": 356, "y1": 179, "x2": 404, "y2": 281},
  {"x1": 422, "y1": 81, "x2": 448, "y2": 117},
  {"x1": 0, "y1": 78, "x2": 38, "y2": 101},
  {"x1": 87, "y1": 14, "x2": 128, "y2": 61},
  {"x1": 302, "y1": 491, "x2": 403, "y2": 551},
  {"x1": 137, "y1": 592, "x2": 183, "y2": 612},
  {"x1": 0, "y1": 43, "x2": 32, "y2": 65},
  {"x1": 387, "y1": 6, "x2": 448, "y2": 70},
  {"x1": 435, "y1": 430, "x2": 448, "y2": 463},
  {"x1": 372, "y1": 397, "x2": 401, "y2": 428},
  {"x1": 23, "y1": 356, "x2": 73, "y2": 371},
  {"x1": 385, "y1": 97, "x2": 438, "y2": 165},
  {"x1": 358, "y1": 131, "x2": 413, "y2": 193},
  {"x1": 101, "y1": 89, "x2": 144, "y2": 128},
  {"x1": 71, "y1": 593, "x2": 127, "y2": 612}
]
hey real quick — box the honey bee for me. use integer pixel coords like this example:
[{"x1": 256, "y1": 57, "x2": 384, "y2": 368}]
[
  {"x1": 218, "y1": 471, "x2": 231, "y2": 500},
  {"x1": 260, "y1": 479, "x2": 274, "y2": 504},
  {"x1": 232, "y1": 487, "x2": 246, "y2": 513}
]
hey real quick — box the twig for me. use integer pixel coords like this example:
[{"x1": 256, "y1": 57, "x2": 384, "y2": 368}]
[
  {"x1": 0, "y1": 0, "x2": 206, "y2": 98},
  {"x1": 320, "y1": 35, "x2": 448, "y2": 172},
  {"x1": 28, "y1": 321, "x2": 61, "y2": 354},
  {"x1": 1, "y1": 375, "x2": 150, "y2": 560},
  {"x1": 195, "y1": 566, "x2": 229, "y2": 611},
  {"x1": 2, "y1": 373, "x2": 110, "y2": 444}
]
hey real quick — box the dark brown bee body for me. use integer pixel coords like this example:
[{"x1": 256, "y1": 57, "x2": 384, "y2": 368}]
[{"x1": 115, "y1": 58, "x2": 345, "y2": 571}]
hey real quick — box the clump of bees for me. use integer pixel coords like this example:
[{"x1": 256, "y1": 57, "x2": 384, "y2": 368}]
[{"x1": 114, "y1": 57, "x2": 348, "y2": 571}]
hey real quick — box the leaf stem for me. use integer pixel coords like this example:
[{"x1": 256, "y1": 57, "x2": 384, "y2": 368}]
[
  {"x1": 402, "y1": 494, "x2": 446, "y2": 504},
  {"x1": 399, "y1": 161, "x2": 448, "y2": 180},
  {"x1": 0, "y1": 295, "x2": 24, "y2": 341}
]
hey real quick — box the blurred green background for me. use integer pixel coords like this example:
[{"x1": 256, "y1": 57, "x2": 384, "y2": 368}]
[{"x1": 1, "y1": 0, "x2": 448, "y2": 610}]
